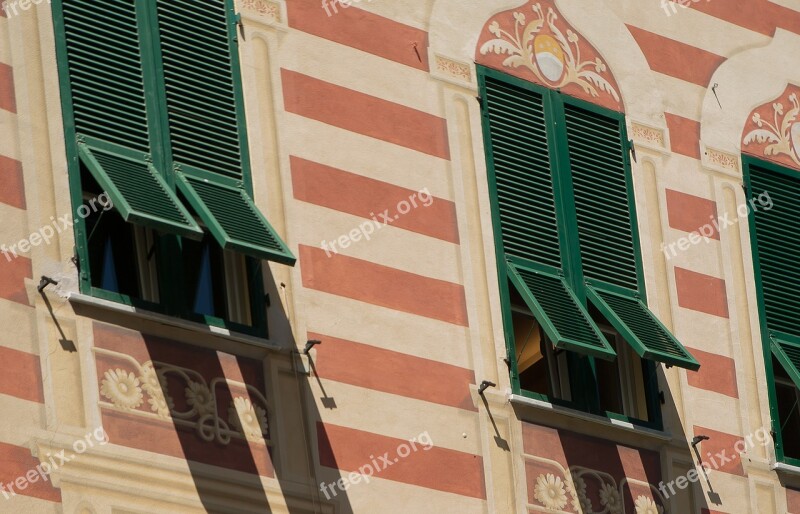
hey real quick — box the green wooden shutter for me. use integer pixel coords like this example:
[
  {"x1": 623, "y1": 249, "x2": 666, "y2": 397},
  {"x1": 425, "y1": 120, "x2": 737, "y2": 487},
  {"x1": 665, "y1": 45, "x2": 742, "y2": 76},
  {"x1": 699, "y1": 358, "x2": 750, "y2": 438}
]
[
  {"x1": 78, "y1": 142, "x2": 201, "y2": 238},
  {"x1": 748, "y1": 161, "x2": 800, "y2": 338},
  {"x1": 771, "y1": 335, "x2": 800, "y2": 391},
  {"x1": 56, "y1": 0, "x2": 201, "y2": 237},
  {"x1": 747, "y1": 159, "x2": 800, "y2": 388},
  {"x1": 560, "y1": 98, "x2": 698, "y2": 369},
  {"x1": 586, "y1": 285, "x2": 700, "y2": 370},
  {"x1": 482, "y1": 74, "x2": 561, "y2": 269},
  {"x1": 563, "y1": 99, "x2": 638, "y2": 291},
  {"x1": 61, "y1": 0, "x2": 149, "y2": 152},
  {"x1": 176, "y1": 174, "x2": 295, "y2": 265},
  {"x1": 480, "y1": 69, "x2": 613, "y2": 360},
  {"x1": 507, "y1": 263, "x2": 615, "y2": 360},
  {"x1": 155, "y1": 0, "x2": 294, "y2": 264}
]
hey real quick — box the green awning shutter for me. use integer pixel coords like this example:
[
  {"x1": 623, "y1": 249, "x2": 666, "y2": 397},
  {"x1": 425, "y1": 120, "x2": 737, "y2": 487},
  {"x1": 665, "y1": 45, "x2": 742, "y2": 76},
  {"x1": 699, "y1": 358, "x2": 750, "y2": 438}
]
[
  {"x1": 155, "y1": 0, "x2": 294, "y2": 264},
  {"x1": 482, "y1": 75, "x2": 562, "y2": 270},
  {"x1": 78, "y1": 141, "x2": 201, "y2": 238},
  {"x1": 586, "y1": 284, "x2": 700, "y2": 370},
  {"x1": 748, "y1": 161, "x2": 800, "y2": 338},
  {"x1": 177, "y1": 174, "x2": 295, "y2": 265},
  {"x1": 507, "y1": 263, "x2": 615, "y2": 360},
  {"x1": 771, "y1": 335, "x2": 800, "y2": 390},
  {"x1": 563, "y1": 99, "x2": 639, "y2": 291}
]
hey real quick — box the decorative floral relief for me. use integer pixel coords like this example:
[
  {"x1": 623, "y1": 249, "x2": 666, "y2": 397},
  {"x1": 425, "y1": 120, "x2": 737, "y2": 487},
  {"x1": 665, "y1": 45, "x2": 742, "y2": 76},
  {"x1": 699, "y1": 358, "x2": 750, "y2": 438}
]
[
  {"x1": 526, "y1": 455, "x2": 667, "y2": 513},
  {"x1": 229, "y1": 397, "x2": 269, "y2": 442},
  {"x1": 570, "y1": 474, "x2": 592, "y2": 513},
  {"x1": 239, "y1": 0, "x2": 280, "y2": 22},
  {"x1": 630, "y1": 123, "x2": 665, "y2": 149},
  {"x1": 705, "y1": 147, "x2": 739, "y2": 172},
  {"x1": 534, "y1": 473, "x2": 569, "y2": 510},
  {"x1": 634, "y1": 495, "x2": 663, "y2": 514},
  {"x1": 95, "y1": 349, "x2": 270, "y2": 446},
  {"x1": 599, "y1": 482, "x2": 623, "y2": 514},
  {"x1": 435, "y1": 55, "x2": 472, "y2": 82},
  {"x1": 742, "y1": 89, "x2": 800, "y2": 166},
  {"x1": 100, "y1": 369, "x2": 143, "y2": 410},
  {"x1": 479, "y1": 3, "x2": 619, "y2": 102}
]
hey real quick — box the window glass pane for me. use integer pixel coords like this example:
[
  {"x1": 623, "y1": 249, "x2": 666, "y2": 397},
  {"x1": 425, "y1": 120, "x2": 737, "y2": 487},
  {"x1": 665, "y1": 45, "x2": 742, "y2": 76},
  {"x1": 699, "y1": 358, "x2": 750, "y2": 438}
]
[
  {"x1": 183, "y1": 237, "x2": 228, "y2": 319},
  {"x1": 85, "y1": 200, "x2": 142, "y2": 298}
]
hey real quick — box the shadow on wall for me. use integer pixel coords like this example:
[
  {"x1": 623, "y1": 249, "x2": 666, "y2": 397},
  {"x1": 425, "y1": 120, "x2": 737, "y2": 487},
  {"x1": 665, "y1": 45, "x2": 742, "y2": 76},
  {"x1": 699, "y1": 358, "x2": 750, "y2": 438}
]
[{"x1": 83, "y1": 270, "x2": 354, "y2": 513}]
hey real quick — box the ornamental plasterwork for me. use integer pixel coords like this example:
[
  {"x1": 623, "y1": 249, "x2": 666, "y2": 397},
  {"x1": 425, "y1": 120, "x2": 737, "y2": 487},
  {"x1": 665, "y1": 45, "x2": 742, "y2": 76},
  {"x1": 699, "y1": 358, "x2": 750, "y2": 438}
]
[
  {"x1": 702, "y1": 144, "x2": 740, "y2": 175},
  {"x1": 95, "y1": 348, "x2": 270, "y2": 446},
  {"x1": 434, "y1": 55, "x2": 473, "y2": 83},
  {"x1": 477, "y1": 1, "x2": 621, "y2": 111},
  {"x1": 630, "y1": 122, "x2": 666, "y2": 151},
  {"x1": 526, "y1": 455, "x2": 667, "y2": 514},
  {"x1": 239, "y1": 0, "x2": 281, "y2": 23},
  {"x1": 742, "y1": 85, "x2": 800, "y2": 169}
]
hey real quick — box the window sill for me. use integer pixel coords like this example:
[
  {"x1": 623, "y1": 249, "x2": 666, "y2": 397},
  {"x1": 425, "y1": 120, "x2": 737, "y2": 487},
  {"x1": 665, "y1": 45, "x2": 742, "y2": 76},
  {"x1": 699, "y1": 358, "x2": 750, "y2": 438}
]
[
  {"x1": 773, "y1": 462, "x2": 800, "y2": 477},
  {"x1": 509, "y1": 393, "x2": 672, "y2": 448},
  {"x1": 68, "y1": 292, "x2": 290, "y2": 357}
]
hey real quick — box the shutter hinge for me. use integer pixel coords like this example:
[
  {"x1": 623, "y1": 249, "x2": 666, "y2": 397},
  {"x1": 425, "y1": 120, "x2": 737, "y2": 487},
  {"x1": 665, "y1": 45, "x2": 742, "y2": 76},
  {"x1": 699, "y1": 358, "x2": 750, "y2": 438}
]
[
  {"x1": 628, "y1": 139, "x2": 637, "y2": 163},
  {"x1": 658, "y1": 391, "x2": 665, "y2": 405},
  {"x1": 235, "y1": 13, "x2": 244, "y2": 40},
  {"x1": 476, "y1": 96, "x2": 484, "y2": 109},
  {"x1": 741, "y1": 182, "x2": 748, "y2": 195}
]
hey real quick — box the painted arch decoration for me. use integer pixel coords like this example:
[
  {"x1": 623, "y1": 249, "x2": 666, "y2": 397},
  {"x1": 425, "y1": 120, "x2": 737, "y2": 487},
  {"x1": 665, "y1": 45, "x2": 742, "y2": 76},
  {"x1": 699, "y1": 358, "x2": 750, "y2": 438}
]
[
  {"x1": 476, "y1": 0, "x2": 623, "y2": 112},
  {"x1": 742, "y1": 84, "x2": 800, "y2": 170}
]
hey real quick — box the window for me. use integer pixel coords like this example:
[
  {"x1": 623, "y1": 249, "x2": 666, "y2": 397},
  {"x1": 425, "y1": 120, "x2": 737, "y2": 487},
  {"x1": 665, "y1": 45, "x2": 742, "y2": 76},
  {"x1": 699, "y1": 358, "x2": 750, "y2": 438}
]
[
  {"x1": 52, "y1": 0, "x2": 294, "y2": 334},
  {"x1": 743, "y1": 156, "x2": 800, "y2": 464},
  {"x1": 478, "y1": 66, "x2": 698, "y2": 425}
]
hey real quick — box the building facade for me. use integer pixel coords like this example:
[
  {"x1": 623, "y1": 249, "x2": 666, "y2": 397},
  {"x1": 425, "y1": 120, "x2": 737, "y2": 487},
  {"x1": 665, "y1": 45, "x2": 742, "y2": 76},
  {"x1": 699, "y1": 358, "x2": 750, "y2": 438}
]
[{"x1": 0, "y1": 0, "x2": 799, "y2": 512}]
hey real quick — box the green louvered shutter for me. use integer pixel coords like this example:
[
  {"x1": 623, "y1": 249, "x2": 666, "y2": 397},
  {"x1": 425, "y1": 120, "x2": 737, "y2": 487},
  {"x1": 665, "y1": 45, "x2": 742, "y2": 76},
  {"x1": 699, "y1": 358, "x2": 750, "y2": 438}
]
[
  {"x1": 481, "y1": 70, "x2": 614, "y2": 359},
  {"x1": 55, "y1": 0, "x2": 202, "y2": 238},
  {"x1": 771, "y1": 336, "x2": 800, "y2": 391},
  {"x1": 563, "y1": 99, "x2": 638, "y2": 290},
  {"x1": 156, "y1": 0, "x2": 295, "y2": 265},
  {"x1": 507, "y1": 264, "x2": 614, "y2": 360},
  {"x1": 747, "y1": 159, "x2": 800, "y2": 386},
  {"x1": 562, "y1": 98, "x2": 698, "y2": 369},
  {"x1": 586, "y1": 286, "x2": 699, "y2": 370},
  {"x1": 483, "y1": 75, "x2": 561, "y2": 269},
  {"x1": 748, "y1": 161, "x2": 800, "y2": 338}
]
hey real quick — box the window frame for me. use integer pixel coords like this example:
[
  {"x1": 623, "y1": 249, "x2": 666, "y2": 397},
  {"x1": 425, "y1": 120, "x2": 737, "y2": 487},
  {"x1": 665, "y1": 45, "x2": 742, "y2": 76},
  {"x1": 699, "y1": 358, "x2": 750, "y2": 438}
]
[
  {"x1": 742, "y1": 154, "x2": 800, "y2": 467},
  {"x1": 52, "y1": 0, "x2": 269, "y2": 337},
  {"x1": 478, "y1": 65, "x2": 662, "y2": 428}
]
